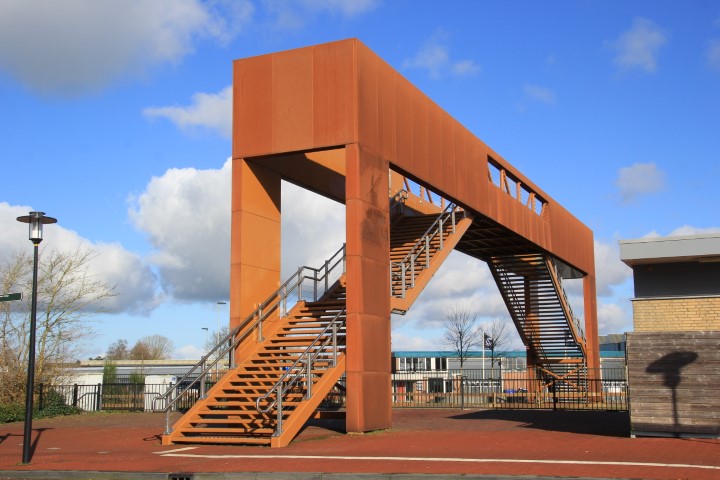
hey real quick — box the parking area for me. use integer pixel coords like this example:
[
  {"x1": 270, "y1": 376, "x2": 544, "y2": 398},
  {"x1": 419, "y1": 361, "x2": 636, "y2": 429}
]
[{"x1": 1, "y1": 409, "x2": 718, "y2": 480}]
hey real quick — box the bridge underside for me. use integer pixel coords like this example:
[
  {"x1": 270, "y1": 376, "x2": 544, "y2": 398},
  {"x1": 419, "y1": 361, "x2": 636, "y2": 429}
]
[{"x1": 228, "y1": 39, "x2": 599, "y2": 437}]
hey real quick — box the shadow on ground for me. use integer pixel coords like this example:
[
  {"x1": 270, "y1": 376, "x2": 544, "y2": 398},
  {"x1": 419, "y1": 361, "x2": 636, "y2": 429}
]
[{"x1": 449, "y1": 409, "x2": 631, "y2": 437}]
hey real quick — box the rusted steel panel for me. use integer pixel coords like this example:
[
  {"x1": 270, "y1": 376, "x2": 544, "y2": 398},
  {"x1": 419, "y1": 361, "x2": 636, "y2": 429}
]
[
  {"x1": 233, "y1": 54, "x2": 273, "y2": 158},
  {"x1": 232, "y1": 38, "x2": 595, "y2": 272},
  {"x1": 272, "y1": 48, "x2": 314, "y2": 153},
  {"x1": 313, "y1": 40, "x2": 357, "y2": 147}
]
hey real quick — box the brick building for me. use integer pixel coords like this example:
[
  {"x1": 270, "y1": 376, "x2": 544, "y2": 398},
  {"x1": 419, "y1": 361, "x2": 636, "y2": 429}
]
[{"x1": 620, "y1": 233, "x2": 720, "y2": 438}]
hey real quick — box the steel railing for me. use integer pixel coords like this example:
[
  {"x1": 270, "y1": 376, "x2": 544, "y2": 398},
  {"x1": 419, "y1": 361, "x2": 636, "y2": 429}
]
[
  {"x1": 391, "y1": 203, "x2": 464, "y2": 298},
  {"x1": 152, "y1": 244, "x2": 346, "y2": 435},
  {"x1": 256, "y1": 306, "x2": 347, "y2": 437}
]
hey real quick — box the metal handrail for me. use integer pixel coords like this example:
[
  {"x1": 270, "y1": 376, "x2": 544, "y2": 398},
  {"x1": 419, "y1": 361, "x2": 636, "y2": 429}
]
[
  {"x1": 548, "y1": 260, "x2": 586, "y2": 346},
  {"x1": 391, "y1": 202, "x2": 463, "y2": 298},
  {"x1": 153, "y1": 244, "x2": 346, "y2": 435},
  {"x1": 256, "y1": 306, "x2": 346, "y2": 437}
]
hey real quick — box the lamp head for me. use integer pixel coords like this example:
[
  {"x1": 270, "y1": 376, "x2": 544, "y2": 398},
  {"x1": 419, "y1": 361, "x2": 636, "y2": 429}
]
[{"x1": 16, "y1": 211, "x2": 58, "y2": 244}]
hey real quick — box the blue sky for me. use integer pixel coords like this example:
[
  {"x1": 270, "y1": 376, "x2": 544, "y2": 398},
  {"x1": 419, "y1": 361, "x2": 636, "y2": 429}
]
[{"x1": 1, "y1": 0, "x2": 719, "y2": 359}]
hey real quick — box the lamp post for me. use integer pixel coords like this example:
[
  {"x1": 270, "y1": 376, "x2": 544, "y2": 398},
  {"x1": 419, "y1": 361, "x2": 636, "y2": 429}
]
[
  {"x1": 215, "y1": 301, "x2": 227, "y2": 335},
  {"x1": 16, "y1": 211, "x2": 57, "y2": 464}
]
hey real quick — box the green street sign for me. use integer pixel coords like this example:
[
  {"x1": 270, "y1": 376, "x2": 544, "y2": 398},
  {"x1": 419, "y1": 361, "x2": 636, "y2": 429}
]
[{"x1": 0, "y1": 292, "x2": 22, "y2": 302}]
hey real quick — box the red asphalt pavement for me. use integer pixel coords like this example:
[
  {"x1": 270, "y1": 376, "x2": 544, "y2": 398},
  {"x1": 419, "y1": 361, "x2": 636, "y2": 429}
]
[{"x1": 0, "y1": 409, "x2": 718, "y2": 479}]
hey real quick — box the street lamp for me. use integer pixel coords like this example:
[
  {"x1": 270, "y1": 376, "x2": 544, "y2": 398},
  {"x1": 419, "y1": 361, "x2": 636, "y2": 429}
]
[{"x1": 16, "y1": 211, "x2": 57, "y2": 464}]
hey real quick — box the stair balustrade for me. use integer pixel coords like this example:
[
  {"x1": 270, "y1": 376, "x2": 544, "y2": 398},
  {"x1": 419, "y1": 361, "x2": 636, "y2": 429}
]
[
  {"x1": 153, "y1": 244, "x2": 346, "y2": 435},
  {"x1": 391, "y1": 203, "x2": 464, "y2": 299},
  {"x1": 256, "y1": 306, "x2": 347, "y2": 437}
]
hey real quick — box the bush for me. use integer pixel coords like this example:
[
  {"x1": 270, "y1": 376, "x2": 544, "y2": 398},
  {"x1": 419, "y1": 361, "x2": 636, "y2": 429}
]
[
  {"x1": 0, "y1": 389, "x2": 81, "y2": 424},
  {"x1": 0, "y1": 403, "x2": 25, "y2": 423}
]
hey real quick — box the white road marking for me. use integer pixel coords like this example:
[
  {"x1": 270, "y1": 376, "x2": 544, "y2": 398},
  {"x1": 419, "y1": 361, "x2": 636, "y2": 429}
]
[
  {"x1": 153, "y1": 446, "x2": 198, "y2": 454},
  {"x1": 155, "y1": 452, "x2": 720, "y2": 471}
]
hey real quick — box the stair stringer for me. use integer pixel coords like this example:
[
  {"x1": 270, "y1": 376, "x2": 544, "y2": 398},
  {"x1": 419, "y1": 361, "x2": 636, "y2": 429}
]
[
  {"x1": 390, "y1": 215, "x2": 472, "y2": 314},
  {"x1": 270, "y1": 354, "x2": 346, "y2": 447}
]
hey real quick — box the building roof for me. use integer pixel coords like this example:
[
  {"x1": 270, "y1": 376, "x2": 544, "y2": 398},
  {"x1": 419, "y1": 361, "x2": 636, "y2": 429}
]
[{"x1": 619, "y1": 233, "x2": 720, "y2": 266}]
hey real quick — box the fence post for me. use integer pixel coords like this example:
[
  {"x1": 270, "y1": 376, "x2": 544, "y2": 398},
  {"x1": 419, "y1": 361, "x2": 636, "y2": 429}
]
[
  {"x1": 73, "y1": 384, "x2": 79, "y2": 407},
  {"x1": 96, "y1": 383, "x2": 102, "y2": 411}
]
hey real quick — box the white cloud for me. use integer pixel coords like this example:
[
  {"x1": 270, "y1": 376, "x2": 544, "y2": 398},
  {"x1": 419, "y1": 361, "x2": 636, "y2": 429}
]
[
  {"x1": 615, "y1": 162, "x2": 666, "y2": 204},
  {"x1": 643, "y1": 225, "x2": 720, "y2": 238},
  {"x1": 707, "y1": 39, "x2": 720, "y2": 71},
  {"x1": 280, "y1": 182, "x2": 345, "y2": 278},
  {"x1": 0, "y1": 0, "x2": 252, "y2": 95},
  {"x1": 129, "y1": 160, "x2": 232, "y2": 302},
  {"x1": 391, "y1": 331, "x2": 441, "y2": 351},
  {"x1": 176, "y1": 344, "x2": 203, "y2": 360},
  {"x1": 300, "y1": 0, "x2": 380, "y2": 17},
  {"x1": 597, "y1": 302, "x2": 631, "y2": 335},
  {"x1": 612, "y1": 17, "x2": 667, "y2": 73},
  {"x1": 144, "y1": 85, "x2": 233, "y2": 138},
  {"x1": 0, "y1": 202, "x2": 160, "y2": 314},
  {"x1": 403, "y1": 32, "x2": 480, "y2": 79},
  {"x1": 127, "y1": 161, "x2": 345, "y2": 304},
  {"x1": 594, "y1": 240, "x2": 632, "y2": 297},
  {"x1": 523, "y1": 84, "x2": 556, "y2": 104},
  {"x1": 263, "y1": 0, "x2": 379, "y2": 30}
]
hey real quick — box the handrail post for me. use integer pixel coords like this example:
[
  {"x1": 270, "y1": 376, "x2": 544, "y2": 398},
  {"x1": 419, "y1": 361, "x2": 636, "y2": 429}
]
[
  {"x1": 282, "y1": 284, "x2": 287, "y2": 317},
  {"x1": 313, "y1": 269, "x2": 318, "y2": 301},
  {"x1": 199, "y1": 360, "x2": 207, "y2": 398},
  {"x1": 324, "y1": 259, "x2": 329, "y2": 294},
  {"x1": 332, "y1": 323, "x2": 338, "y2": 366},
  {"x1": 410, "y1": 256, "x2": 416, "y2": 288},
  {"x1": 451, "y1": 208, "x2": 456, "y2": 233},
  {"x1": 401, "y1": 263, "x2": 407, "y2": 298},
  {"x1": 257, "y1": 306, "x2": 264, "y2": 341},
  {"x1": 439, "y1": 217, "x2": 444, "y2": 250},
  {"x1": 425, "y1": 236, "x2": 430, "y2": 267},
  {"x1": 305, "y1": 351, "x2": 313, "y2": 400},
  {"x1": 275, "y1": 384, "x2": 284, "y2": 437}
]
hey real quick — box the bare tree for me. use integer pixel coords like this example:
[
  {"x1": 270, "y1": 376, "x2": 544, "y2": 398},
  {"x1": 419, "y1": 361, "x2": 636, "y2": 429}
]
[
  {"x1": 443, "y1": 305, "x2": 482, "y2": 368},
  {"x1": 106, "y1": 339, "x2": 129, "y2": 360},
  {"x1": 129, "y1": 334, "x2": 174, "y2": 360},
  {"x1": 481, "y1": 318, "x2": 512, "y2": 368},
  {"x1": 0, "y1": 247, "x2": 115, "y2": 403}
]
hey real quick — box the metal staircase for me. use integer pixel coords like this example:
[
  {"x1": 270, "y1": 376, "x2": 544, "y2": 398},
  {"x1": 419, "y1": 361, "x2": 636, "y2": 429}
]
[
  {"x1": 390, "y1": 201, "x2": 471, "y2": 314},
  {"x1": 155, "y1": 247, "x2": 347, "y2": 447},
  {"x1": 487, "y1": 253, "x2": 586, "y2": 365}
]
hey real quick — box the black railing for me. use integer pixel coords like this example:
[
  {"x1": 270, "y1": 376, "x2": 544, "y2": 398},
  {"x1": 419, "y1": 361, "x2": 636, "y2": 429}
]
[
  {"x1": 390, "y1": 368, "x2": 628, "y2": 411},
  {"x1": 31, "y1": 368, "x2": 627, "y2": 415}
]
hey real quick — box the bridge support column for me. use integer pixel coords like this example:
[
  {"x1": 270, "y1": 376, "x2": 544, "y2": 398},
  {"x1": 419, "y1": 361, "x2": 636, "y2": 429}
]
[
  {"x1": 344, "y1": 144, "x2": 392, "y2": 433},
  {"x1": 230, "y1": 158, "x2": 281, "y2": 337}
]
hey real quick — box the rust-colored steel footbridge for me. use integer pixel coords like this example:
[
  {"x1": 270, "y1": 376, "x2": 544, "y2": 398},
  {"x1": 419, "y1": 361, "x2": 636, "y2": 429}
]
[{"x1": 155, "y1": 39, "x2": 599, "y2": 448}]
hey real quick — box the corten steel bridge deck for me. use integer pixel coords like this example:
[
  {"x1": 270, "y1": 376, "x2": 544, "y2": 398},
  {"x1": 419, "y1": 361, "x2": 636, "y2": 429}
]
[{"x1": 155, "y1": 38, "x2": 599, "y2": 448}]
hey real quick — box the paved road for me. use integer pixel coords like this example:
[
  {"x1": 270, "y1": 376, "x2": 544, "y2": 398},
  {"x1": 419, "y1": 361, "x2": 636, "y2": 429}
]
[{"x1": 0, "y1": 409, "x2": 718, "y2": 479}]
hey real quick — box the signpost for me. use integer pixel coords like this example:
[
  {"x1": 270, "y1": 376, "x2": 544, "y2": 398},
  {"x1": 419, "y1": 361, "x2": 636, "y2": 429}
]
[{"x1": 0, "y1": 292, "x2": 22, "y2": 302}]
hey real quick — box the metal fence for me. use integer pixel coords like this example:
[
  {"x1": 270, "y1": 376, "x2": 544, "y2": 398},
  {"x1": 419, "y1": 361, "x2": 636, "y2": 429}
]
[
  {"x1": 36, "y1": 383, "x2": 170, "y2": 412},
  {"x1": 36, "y1": 367, "x2": 627, "y2": 414},
  {"x1": 390, "y1": 368, "x2": 628, "y2": 411}
]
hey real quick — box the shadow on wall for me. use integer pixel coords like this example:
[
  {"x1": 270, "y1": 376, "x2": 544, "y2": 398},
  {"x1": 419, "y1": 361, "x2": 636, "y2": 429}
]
[{"x1": 646, "y1": 351, "x2": 698, "y2": 437}]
